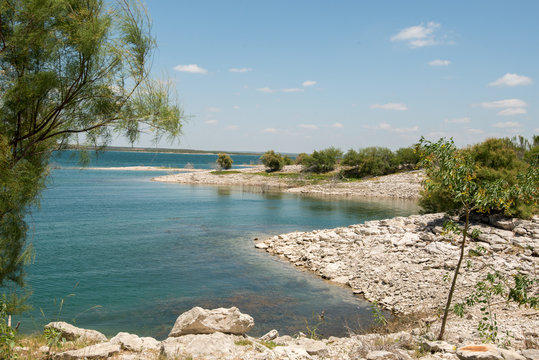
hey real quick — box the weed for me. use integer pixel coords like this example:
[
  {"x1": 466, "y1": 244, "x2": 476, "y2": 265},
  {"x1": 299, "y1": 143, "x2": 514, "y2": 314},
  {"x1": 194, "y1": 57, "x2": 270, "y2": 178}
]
[
  {"x1": 210, "y1": 170, "x2": 242, "y2": 175},
  {"x1": 258, "y1": 340, "x2": 279, "y2": 349},
  {"x1": 371, "y1": 301, "x2": 388, "y2": 327},
  {"x1": 1, "y1": 298, "x2": 17, "y2": 359},
  {"x1": 234, "y1": 339, "x2": 252, "y2": 346}
]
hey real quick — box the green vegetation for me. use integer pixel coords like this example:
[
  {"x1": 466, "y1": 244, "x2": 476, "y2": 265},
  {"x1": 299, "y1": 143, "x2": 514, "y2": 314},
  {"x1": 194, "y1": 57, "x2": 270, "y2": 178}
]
[
  {"x1": 1, "y1": 298, "x2": 16, "y2": 358},
  {"x1": 301, "y1": 147, "x2": 343, "y2": 173},
  {"x1": 260, "y1": 150, "x2": 285, "y2": 172},
  {"x1": 216, "y1": 153, "x2": 233, "y2": 170},
  {"x1": 420, "y1": 137, "x2": 538, "y2": 218},
  {"x1": 1, "y1": 0, "x2": 182, "y2": 312},
  {"x1": 234, "y1": 339, "x2": 253, "y2": 346},
  {"x1": 210, "y1": 170, "x2": 242, "y2": 175},
  {"x1": 342, "y1": 147, "x2": 395, "y2": 178},
  {"x1": 259, "y1": 340, "x2": 279, "y2": 349},
  {"x1": 418, "y1": 137, "x2": 538, "y2": 340}
]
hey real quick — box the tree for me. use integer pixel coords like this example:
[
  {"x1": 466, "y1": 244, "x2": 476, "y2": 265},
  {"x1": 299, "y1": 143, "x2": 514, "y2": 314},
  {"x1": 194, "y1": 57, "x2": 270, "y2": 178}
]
[
  {"x1": 418, "y1": 137, "x2": 538, "y2": 340},
  {"x1": 302, "y1": 147, "x2": 342, "y2": 173},
  {"x1": 260, "y1": 150, "x2": 284, "y2": 172},
  {"x1": 342, "y1": 147, "x2": 395, "y2": 178},
  {"x1": 1, "y1": 0, "x2": 183, "y2": 308},
  {"x1": 216, "y1": 153, "x2": 233, "y2": 170}
]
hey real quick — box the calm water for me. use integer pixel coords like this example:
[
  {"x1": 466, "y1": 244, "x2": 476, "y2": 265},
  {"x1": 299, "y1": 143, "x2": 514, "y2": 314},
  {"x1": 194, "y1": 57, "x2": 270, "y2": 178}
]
[{"x1": 16, "y1": 151, "x2": 419, "y2": 339}]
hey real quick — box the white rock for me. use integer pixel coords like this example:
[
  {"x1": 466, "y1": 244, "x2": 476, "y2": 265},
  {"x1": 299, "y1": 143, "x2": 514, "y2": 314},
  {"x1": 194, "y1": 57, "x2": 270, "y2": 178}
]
[
  {"x1": 53, "y1": 342, "x2": 121, "y2": 360},
  {"x1": 260, "y1": 329, "x2": 279, "y2": 341},
  {"x1": 160, "y1": 332, "x2": 235, "y2": 360},
  {"x1": 169, "y1": 306, "x2": 254, "y2": 336},
  {"x1": 456, "y1": 344, "x2": 503, "y2": 360},
  {"x1": 44, "y1": 322, "x2": 107, "y2": 343},
  {"x1": 367, "y1": 350, "x2": 399, "y2": 360},
  {"x1": 110, "y1": 332, "x2": 160, "y2": 352},
  {"x1": 273, "y1": 345, "x2": 313, "y2": 360}
]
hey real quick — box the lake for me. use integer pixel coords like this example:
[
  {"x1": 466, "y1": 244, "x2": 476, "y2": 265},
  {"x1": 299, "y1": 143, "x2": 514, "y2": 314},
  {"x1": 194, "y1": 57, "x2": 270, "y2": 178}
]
[{"x1": 15, "y1": 151, "x2": 419, "y2": 339}]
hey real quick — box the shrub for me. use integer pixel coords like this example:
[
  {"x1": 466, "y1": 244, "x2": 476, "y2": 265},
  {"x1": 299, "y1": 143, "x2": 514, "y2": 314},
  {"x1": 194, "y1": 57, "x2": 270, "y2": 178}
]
[
  {"x1": 419, "y1": 137, "x2": 537, "y2": 218},
  {"x1": 302, "y1": 147, "x2": 343, "y2": 173},
  {"x1": 260, "y1": 150, "x2": 284, "y2": 172},
  {"x1": 341, "y1": 147, "x2": 395, "y2": 178},
  {"x1": 216, "y1": 153, "x2": 233, "y2": 170},
  {"x1": 394, "y1": 146, "x2": 420, "y2": 168},
  {"x1": 295, "y1": 153, "x2": 309, "y2": 165},
  {"x1": 282, "y1": 155, "x2": 294, "y2": 166}
]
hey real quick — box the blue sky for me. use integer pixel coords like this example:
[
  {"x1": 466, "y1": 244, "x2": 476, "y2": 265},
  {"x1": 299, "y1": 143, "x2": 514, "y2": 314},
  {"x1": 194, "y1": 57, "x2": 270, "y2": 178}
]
[{"x1": 125, "y1": 0, "x2": 538, "y2": 153}]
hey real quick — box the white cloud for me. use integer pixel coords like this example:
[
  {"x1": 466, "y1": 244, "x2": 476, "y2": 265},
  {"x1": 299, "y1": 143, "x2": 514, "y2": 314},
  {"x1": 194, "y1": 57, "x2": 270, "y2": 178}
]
[
  {"x1": 370, "y1": 103, "x2": 408, "y2": 111},
  {"x1": 205, "y1": 119, "x2": 218, "y2": 125},
  {"x1": 493, "y1": 121, "x2": 521, "y2": 128},
  {"x1": 263, "y1": 128, "x2": 278, "y2": 133},
  {"x1": 444, "y1": 117, "x2": 471, "y2": 124},
  {"x1": 229, "y1": 67, "x2": 253, "y2": 73},
  {"x1": 282, "y1": 88, "x2": 304, "y2": 93},
  {"x1": 256, "y1": 87, "x2": 275, "y2": 93},
  {"x1": 391, "y1": 22, "x2": 441, "y2": 48},
  {"x1": 365, "y1": 122, "x2": 418, "y2": 133},
  {"x1": 489, "y1": 73, "x2": 532, "y2": 87},
  {"x1": 467, "y1": 128, "x2": 484, "y2": 134},
  {"x1": 331, "y1": 122, "x2": 344, "y2": 128},
  {"x1": 475, "y1": 99, "x2": 527, "y2": 108},
  {"x1": 429, "y1": 59, "x2": 451, "y2": 66},
  {"x1": 206, "y1": 107, "x2": 222, "y2": 113},
  {"x1": 173, "y1": 64, "x2": 208, "y2": 74},
  {"x1": 299, "y1": 124, "x2": 319, "y2": 130},
  {"x1": 497, "y1": 108, "x2": 527, "y2": 116},
  {"x1": 226, "y1": 125, "x2": 240, "y2": 130},
  {"x1": 302, "y1": 80, "x2": 317, "y2": 87},
  {"x1": 232, "y1": 105, "x2": 240, "y2": 110}
]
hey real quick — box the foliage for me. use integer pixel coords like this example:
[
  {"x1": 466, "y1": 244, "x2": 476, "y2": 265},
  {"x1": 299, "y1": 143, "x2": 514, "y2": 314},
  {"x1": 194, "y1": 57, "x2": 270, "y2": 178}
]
[
  {"x1": 216, "y1": 153, "x2": 233, "y2": 170},
  {"x1": 44, "y1": 327, "x2": 64, "y2": 352},
  {"x1": 234, "y1": 339, "x2": 252, "y2": 346},
  {"x1": 454, "y1": 272, "x2": 538, "y2": 344},
  {"x1": 370, "y1": 301, "x2": 388, "y2": 327},
  {"x1": 418, "y1": 137, "x2": 537, "y2": 340},
  {"x1": 394, "y1": 146, "x2": 420, "y2": 168},
  {"x1": 0, "y1": 297, "x2": 17, "y2": 358},
  {"x1": 260, "y1": 150, "x2": 284, "y2": 172},
  {"x1": 341, "y1": 147, "x2": 395, "y2": 178},
  {"x1": 419, "y1": 137, "x2": 538, "y2": 218},
  {"x1": 1, "y1": 0, "x2": 183, "y2": 309},
  {"x1": 301, "y1": 147, "x2": 343, "y2": 173},
  {"x1": 282, "y1": 155, "x2": 294, "y2": 166},
  {"x1": 295, "y1": 152, "x2": 309, "y2": 165}
]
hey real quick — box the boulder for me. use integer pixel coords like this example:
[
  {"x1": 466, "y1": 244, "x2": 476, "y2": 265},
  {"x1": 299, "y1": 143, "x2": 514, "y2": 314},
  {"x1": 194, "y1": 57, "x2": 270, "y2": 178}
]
[
  {"x1": 499, "y1": 349, "x2": 526, "y2": 360},
  {"x1": 44, "y1": 322, "x2": 107, "y2": 343},
  {"x1": 422, "y1": 340, "x2": 456, "y2": 353},
  {"x1": 273, "y1": 345, "x2": 313, "y2": 360},
  {"x1": 168, "y1": 306, "x2": 254, "y2": 336},
  {"x1": 53, "y1": 342, "x2": 121, "y2": 360},
  {"x1": 260, "y1": 329, "x2": 279, "y2": 341},
  {"x1": 521, "y1": 349, "x2": 539, "y2": 360},
  {"x1": 110, "y1": 332, "x2": 160, "y2": 352},
  {"x1": 160, "y1": 332, "x2": 235, "y2": 360},
  {"x1": 456, "y1": 344, "x2": 503, "y2": 360},
  {"x1": 367, "y1": 350, "x2": 399, "y2": 360},
  {"x1": 296, "y1": 337, "x2": 328, "y2": 356}
]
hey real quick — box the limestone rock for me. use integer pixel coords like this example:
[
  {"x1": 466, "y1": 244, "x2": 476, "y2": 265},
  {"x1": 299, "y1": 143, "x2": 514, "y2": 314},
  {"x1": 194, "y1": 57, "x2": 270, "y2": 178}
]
[
  {"x1": 110, "y1": 332, "x2": 160, "y2": 352},
  {"x1": 53, "y1": 342, "x2": 121, "y2": 360},
  {"x1": 521, "y1": 349, "x2": 539, "y2": 360},
  {"x1": 273, "y1": 345, "x2": 313, "y2": 360},
  {"x1": 296, "y1": 337, "x2": 328, "y2": 356},
  {"x1": 260, "y1": 329, "x2": 279, "y2": 341},
  {"x1": 423, "y1": 340, "x2": 456, "y2": 353},
  {"x1": 44, "y1": 322, "x2": 107, "y2": 343},
  {"x1": 169, "y1": 306, "x2": 254, "y2": 336},
  {"x1": 160, "y1": 332, "x2": 235, "y2": 360},
  {"x1": 499, "y1": 349, "x2": 526, "y2": 360},
  {"x1": 367, "y1": 350, "x2": 399, "y2": 360},
  {"x1": 456, "y1": 344, "x2": 503, "y2": 360}
]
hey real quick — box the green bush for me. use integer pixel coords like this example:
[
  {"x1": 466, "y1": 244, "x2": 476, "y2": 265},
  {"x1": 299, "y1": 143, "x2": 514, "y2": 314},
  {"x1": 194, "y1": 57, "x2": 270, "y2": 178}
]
[
  {"x1": 394, "y1": 146, "x2": 420, "y2": 168},
  {"x1": 260, "y1": 150, "x2": 284, "y2": 172},
  {"x1": 295, "y1": 153, "x2": 309, "y2": 165},
  {"x1": 216, "y1": 153, "x2": 233, "y2": 170},
  {"x1": 419, "y1": 137, "x2": 538, "y2": 218},
  {"x1": 302, "y1": 147, "x2": 342, "y2": 173},
  {"x1": 341, "y1": 147, "x2": 395, "y2": 178},
  {"x1": 282, "y1": 155, "x2": 294, "y2": 166}
]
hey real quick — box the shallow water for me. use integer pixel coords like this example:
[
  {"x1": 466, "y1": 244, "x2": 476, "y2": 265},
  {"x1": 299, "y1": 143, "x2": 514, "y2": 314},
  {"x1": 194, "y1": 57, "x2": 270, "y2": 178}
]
[{"x1": 15, "y1": 152, "x2": 419, "y2": 339}]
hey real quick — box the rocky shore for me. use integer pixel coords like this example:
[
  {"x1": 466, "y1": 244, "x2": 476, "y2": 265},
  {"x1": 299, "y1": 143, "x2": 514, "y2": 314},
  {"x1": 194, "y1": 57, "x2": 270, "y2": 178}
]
[
  {"x1": 152, "y1": 166, "x2": 424, "y2": 200},
  {"x1": 256, "y1": 213, "x2": 539, "y2": 349}
]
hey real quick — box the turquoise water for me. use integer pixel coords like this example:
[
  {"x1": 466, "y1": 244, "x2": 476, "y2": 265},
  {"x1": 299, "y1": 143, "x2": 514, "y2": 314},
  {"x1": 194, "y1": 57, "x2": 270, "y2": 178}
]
[{"x1": 16, "y1": 151, "x2": 419, "y2": 339}]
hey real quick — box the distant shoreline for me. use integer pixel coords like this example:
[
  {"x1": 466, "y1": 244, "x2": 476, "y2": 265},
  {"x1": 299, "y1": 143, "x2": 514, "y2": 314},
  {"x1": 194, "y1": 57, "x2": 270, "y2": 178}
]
[{"x1": 59, "y1": 145, "x2": 281, "y2": 157}]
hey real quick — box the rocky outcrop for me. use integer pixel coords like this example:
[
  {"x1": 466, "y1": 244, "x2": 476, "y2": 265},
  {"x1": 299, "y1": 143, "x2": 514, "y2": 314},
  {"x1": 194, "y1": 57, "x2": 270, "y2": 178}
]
[
  {"x1": 168, "y1": 306, "x2": 255, "y2": 336},
  {"x1": 45, "y1": 321, "x2": 107, "y2": 343},
  {"x1": 258, "y1": 213, "x2": 539, "y2": 347},
  {"x1": 53, "y1": 342, "x2": 121, "y2": 359}
]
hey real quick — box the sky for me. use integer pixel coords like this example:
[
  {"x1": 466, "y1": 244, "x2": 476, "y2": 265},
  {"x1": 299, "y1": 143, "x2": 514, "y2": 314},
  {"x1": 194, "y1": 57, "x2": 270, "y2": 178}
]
[{"x1": 120, "y1": 0, "x2": 539, "y2": 153}]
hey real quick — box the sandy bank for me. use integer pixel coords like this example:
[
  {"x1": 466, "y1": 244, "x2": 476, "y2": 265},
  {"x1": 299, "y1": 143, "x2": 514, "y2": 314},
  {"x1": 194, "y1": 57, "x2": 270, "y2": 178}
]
[{"x1": 152, "y1": 166, "x2": 424, "y2": 200}]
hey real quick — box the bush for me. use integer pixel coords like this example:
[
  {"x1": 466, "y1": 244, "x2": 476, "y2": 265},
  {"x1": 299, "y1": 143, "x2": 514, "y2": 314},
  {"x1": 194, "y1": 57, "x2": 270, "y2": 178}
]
[
  {"x1": 419, "y1": 137, "x2": 538, "y2": 218},
  {"x1": 282, "y1": 155, "x2": 294, "y2": 166},
  {"x1": 260, "y1": 150, "x2": 284, "y2": 172},
  {"x1": 295, "y1": 153, "x2": 309, "y2": 165},
  {"x1": 302, "y1": 147, "x2": 343, "y2": 173},
  {"x1": 341, "y1": 147, "x2": 395, "y2": 178},
  {"x1": 394, "y1": 146, "x2": 420, "y2": 168},
  {"x1": 216, "y1": 153, "x2": 233, "y2": 170}
]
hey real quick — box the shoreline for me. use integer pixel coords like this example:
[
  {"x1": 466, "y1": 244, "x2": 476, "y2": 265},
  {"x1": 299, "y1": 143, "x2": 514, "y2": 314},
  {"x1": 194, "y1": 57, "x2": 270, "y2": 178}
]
[{"x1": 152, "y1": 166, "x2": 424, "y2": 200}]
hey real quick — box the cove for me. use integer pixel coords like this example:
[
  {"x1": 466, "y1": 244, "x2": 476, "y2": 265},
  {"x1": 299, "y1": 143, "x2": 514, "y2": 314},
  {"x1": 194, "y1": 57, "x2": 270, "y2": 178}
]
[{"x1": 16, "y1": 152, "x2": 420, "y2": 339}]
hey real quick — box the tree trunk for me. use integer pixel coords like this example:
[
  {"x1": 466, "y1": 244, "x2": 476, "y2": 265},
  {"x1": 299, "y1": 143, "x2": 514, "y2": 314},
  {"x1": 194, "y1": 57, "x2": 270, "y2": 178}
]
[{"x1": 438, "y1": 209, "x2": 470, "y2": 340}]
